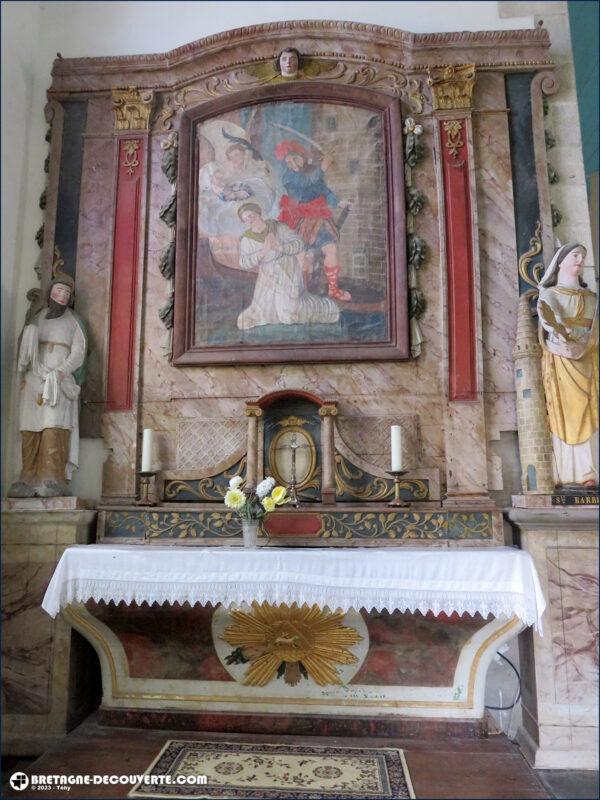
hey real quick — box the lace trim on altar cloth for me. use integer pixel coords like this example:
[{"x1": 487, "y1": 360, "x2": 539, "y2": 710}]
[{"x1": 46, "y1": 577, "x2": 543, "y2": 633}]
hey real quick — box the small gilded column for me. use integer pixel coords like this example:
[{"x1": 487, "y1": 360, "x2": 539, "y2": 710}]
[
  {"x1": 245, "y1": 405, "x2": 262, "y2": 491},
  {"x1": 319, "y1": 403, "x2": 338, "y2": 505}
]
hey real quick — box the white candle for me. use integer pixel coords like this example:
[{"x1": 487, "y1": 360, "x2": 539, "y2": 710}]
[
  {"x1": 391, "y1": 425, "x2": 403, "y2": 472},
  {"x1": 141, "y1": 428, "x2": 154, "y2": 473}
]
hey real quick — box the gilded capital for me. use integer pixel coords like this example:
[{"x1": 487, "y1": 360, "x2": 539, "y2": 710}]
[
  {"x1": 245, "y1": 405, "x2": 263, "y2": 418},
  {"x1": 319, "y1": 404, "x2": 338, "y2": 417},
  {"x1": 112, "y1": 87, "x2": 155, "y2": 132},
  {"x1": 427, "y1": 64, "x2": 476, "y2": 111}
]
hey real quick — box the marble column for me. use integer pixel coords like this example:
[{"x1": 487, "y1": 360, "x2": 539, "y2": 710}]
[
  {"x1": 319, "y1": 404, "x2": 338, "y2": 504},
  {"x1": 508, "y1": 502, "x2": 599, "y2": 769},
  {"x1": 102, "y1": 89, "x2": 154, "y2": 503},
  {"x1": 430, "y1": 65, "x2": 490, "y2": 503},
  {"x1": 244, "y1": 405, "x2": 262, "y2": 491}
]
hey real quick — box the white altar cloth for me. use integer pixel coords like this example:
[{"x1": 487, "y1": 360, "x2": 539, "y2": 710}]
[{"x1": 42, "y1": 545, "x2": 546, "y2": 632}]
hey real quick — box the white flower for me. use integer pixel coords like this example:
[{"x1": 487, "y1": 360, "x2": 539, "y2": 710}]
[
  {"x1": 228, "y1": 476, "x2": 243, "y2": 490},
  {"x1": 256, "y1": 476, "x2": 275, "y2": 499},
  {"x1": 224, "y1": 488, "x2": 246, "y2": 510}
]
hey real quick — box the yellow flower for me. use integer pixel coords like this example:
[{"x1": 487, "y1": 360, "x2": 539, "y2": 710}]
[
  {"x1": 224, "y1": 488, "x2": 246, "y2": 510},
  {"x1": 271, "y1": 486, "x2": 289, "y2": 506},
  {"x1": 262, "y1": 496, "x2": 276, "y2": 513}
]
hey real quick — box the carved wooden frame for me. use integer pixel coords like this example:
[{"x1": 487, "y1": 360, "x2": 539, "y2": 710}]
[{"x1": 173, "y1": 81, "x2": 408, "y2": 365}]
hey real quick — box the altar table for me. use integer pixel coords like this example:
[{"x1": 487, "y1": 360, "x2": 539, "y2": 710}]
[{"x1": 41, "y1": 545, "x2": 545, "y2": 726}]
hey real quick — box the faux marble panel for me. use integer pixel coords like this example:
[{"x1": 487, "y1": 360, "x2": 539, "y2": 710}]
[
  {"x1": 85, "y1": 602, "x2": 487, "y2": 690},
  {"x1": 87, "y1": 602, "x2": 232, "y2": 682},
  {"x1": 484, "y1": 392, "x2": 518, "y2": 441},
  {"x1": 472, "y1": 77, "x2": 519, "y2": 469},
  {"x1": 473, "y1": 72, "x2": 511, "y2": 111},
  {"x1": 352, "y1": 611, "x2": 486, "y2": 687},
  {"x1": 445, "y1": 403, "x2": 489, "y2": 495},
  {"x1": 337, "y1": 414, "x2": 420, "y2": 470},
  {"x1": 85, "y1": 94, "x2": 114, "y2": 136},
  {"x1": 101, "y1": 411, "x2": 137, "y2": 496},
  {"x1": 547, "y1": 547, "x2": 599, "y2": 706},
  {"x1": 76, "y1": 99, "x2": 117, "y2": 438},
  {"x1": 2, "y1": 561, "x2": 54, "y2": 713}
]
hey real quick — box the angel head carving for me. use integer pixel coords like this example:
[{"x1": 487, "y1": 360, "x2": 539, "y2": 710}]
[{"x1": 277, "y1": 48, "x2": 301, "y2": 78}]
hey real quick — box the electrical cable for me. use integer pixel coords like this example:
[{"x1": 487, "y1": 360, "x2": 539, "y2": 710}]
[{"x1": 484, "y1": 651, "x2": 522, "y2": 711}]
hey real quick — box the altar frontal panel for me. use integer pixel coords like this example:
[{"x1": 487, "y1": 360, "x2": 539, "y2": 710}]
[{"x1": 67, "y1": 601, "x2": 521, "y2": 721}]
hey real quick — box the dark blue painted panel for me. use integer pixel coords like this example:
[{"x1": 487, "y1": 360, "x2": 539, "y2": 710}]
[
  {"x1": 54, "y1": 101, "x2": 88, "y2": 279},
  {"x1": 505, "y1": 73, "x2": 545, "y2": 295},
  {"x1": 568, "y1": 0, "x2": 599, "y2": 176}
]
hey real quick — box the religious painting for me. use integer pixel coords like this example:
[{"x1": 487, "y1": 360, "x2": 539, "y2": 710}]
[{"x1": 174, "y1": 83, "x2": 408, "y2": 365}]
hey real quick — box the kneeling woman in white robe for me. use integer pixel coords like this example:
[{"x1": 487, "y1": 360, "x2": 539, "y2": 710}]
[{"x1": 236, "y1": 203, "x2": 339, "y2": 330}]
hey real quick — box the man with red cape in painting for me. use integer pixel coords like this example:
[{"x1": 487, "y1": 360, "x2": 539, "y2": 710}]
[{"x1": 275, "y1": 139, "x2": 352, "y2": 301}]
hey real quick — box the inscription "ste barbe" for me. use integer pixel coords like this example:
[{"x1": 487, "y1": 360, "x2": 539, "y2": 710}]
[{"x1": 552, "y1": 494, "x2": 599, "y2": 506}]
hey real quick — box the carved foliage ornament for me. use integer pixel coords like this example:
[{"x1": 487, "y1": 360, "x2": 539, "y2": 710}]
[
  {"x1": 427, "y1": 64, "x2": 476, "y2": 111},
  {"x1": 518, "y1": 221, "x2": 544, "y2": 292},
  {"x1": 102, "y1": 508, "x2": 496, "y2": 542},
  {"x1": 112, "y1": 87, "x2": 154, "y2": 131},
  {"x1": 122, "y1": 139, "x2": 140, "y2": 175},
  {"x1": 159, "y1": 57, "x2": 426, "y2": 130},
  {"x1": 401, "y1": 116, "x2": 427, "y2": 356},
  {"x1": 157, "y1": 132, "x2": 179, "y2": 348},
  {"x1": 443, "y1": 120, "x2": 465, "y2": 157}
]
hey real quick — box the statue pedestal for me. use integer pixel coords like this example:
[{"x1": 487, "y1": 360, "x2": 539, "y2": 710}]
[
  {"x1": 1, "y1": 499, "x2": 97, "y2": 756},
  {"x1": 507, "y1": 498, "x2": 599, "y2": 770},
  {"x1": 3, "y1": 496, "x2": 89, "y2": 511}
]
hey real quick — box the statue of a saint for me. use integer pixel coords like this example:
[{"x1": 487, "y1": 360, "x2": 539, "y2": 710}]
[
  {"x1": 537, "y1": 243, "x2": 598, "y2": 487},
  {"x1": 9, "y1": 273, "x2": 88, "y2": 497}
]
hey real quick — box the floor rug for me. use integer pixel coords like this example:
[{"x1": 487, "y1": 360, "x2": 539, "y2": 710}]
[{"x1": 129, "y1": 739, "x2": 416, "y2": 799}]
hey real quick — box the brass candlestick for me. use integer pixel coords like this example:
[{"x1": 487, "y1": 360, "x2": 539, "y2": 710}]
[
  {"x1": 388, "y1": 470, "x2": 409, "y2": 507},
  {"x1": 136, "y1": 471, "x2": 157, "y2": 506}
]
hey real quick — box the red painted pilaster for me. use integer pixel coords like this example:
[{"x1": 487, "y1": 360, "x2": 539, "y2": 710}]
[
  {"x1": 439, "y1": 118, "x2": 477, "y2": 402},
  {"x1": 106, "y1": 136, "x2": 146, "y2": 410}
]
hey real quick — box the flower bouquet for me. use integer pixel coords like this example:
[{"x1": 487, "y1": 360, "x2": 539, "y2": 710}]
[{"x1": 224, "y1": 476, "x2": 289, "y2": 547}]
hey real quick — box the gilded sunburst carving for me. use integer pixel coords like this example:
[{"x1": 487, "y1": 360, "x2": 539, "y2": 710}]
[{"x1": 220, "y1": 601, "x2": 363, "y2": 687}]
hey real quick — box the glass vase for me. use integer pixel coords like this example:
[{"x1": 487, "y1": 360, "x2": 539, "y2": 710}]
[{"x1": 242, "y1": 518, "x2": 259, "y2": 548}]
